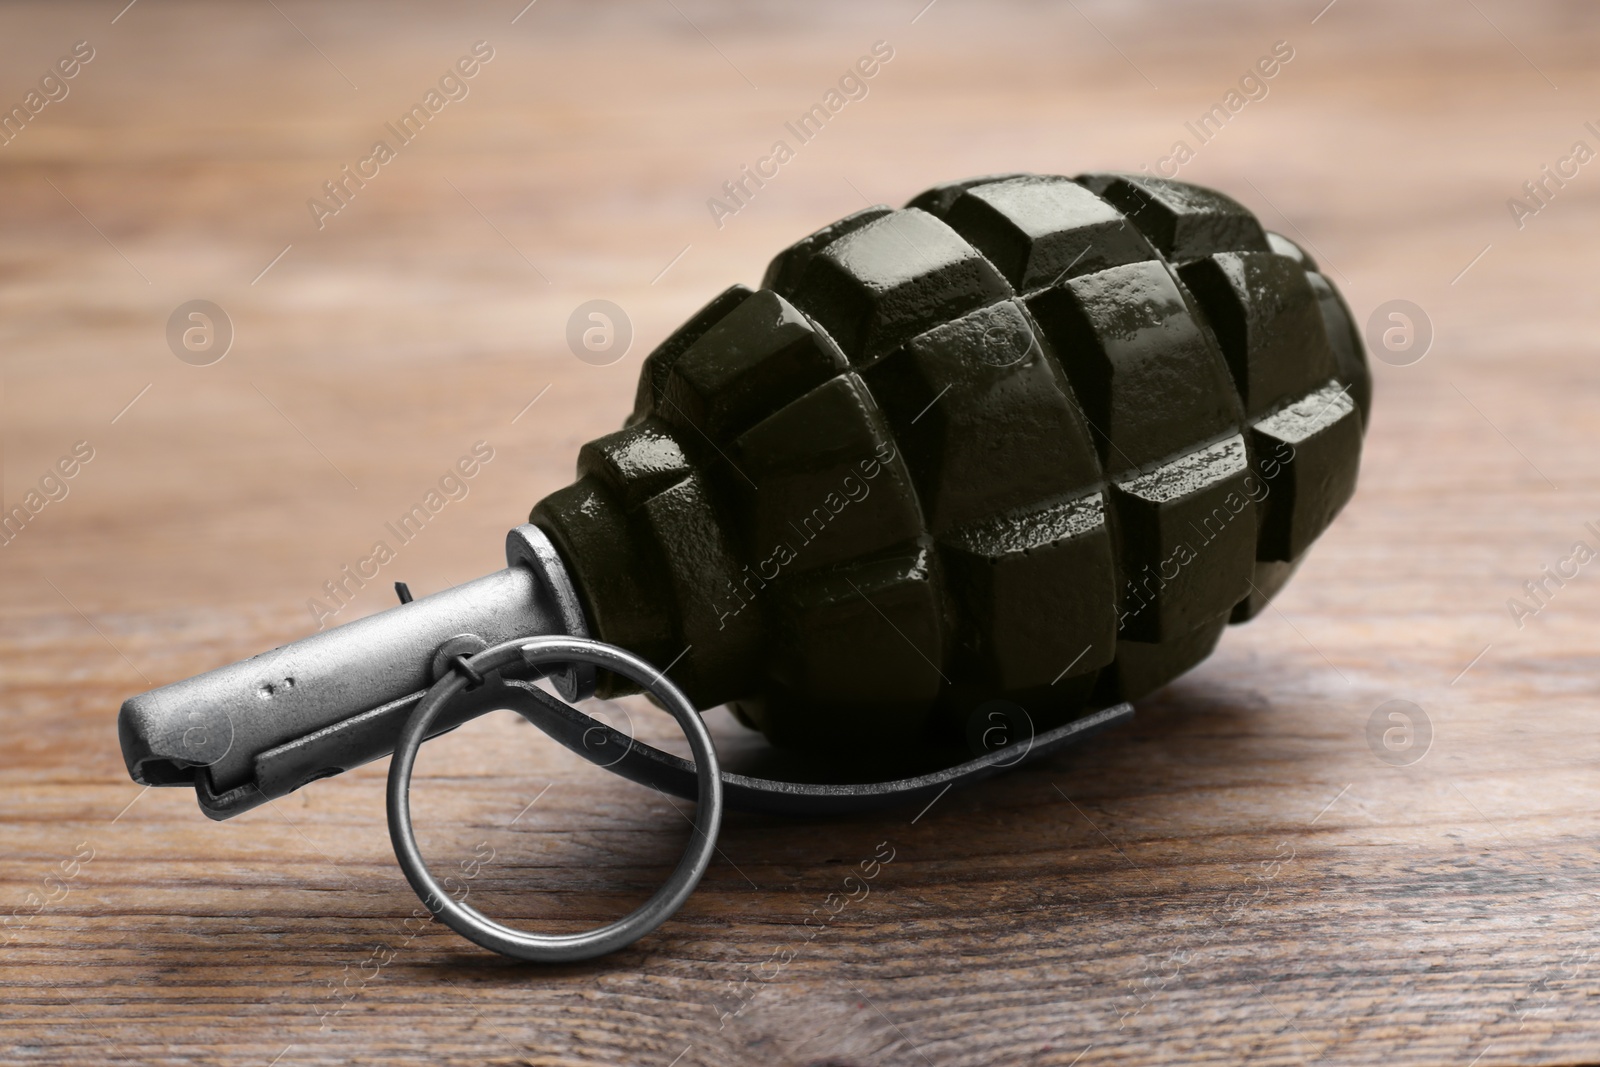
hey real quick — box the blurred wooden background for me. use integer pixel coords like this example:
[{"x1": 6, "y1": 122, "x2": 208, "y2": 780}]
[{"x1": 4, "y1": 1, "x2": 1600, "y2": 1064}]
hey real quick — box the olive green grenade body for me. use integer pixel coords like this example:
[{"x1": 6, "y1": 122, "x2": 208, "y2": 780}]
[{"x1": 532, "y1": 173, "x2": 1370, "y2": 752}]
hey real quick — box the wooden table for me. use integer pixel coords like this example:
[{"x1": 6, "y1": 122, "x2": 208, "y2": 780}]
[{"x1": 4, "y1": 1, "x2": 1599, "y2": 1063}]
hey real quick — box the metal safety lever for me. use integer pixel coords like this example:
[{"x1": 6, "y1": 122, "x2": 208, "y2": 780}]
[{"x1": 380, "y1": 635, "x2": 1131, "y2": 961}]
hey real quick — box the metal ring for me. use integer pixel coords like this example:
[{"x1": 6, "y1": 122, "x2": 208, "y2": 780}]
[{"x1": 386, "y1": 636, "x2": 723, "y2": 962}]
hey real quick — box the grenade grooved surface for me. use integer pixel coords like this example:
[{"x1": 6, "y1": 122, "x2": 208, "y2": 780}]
[{"x1": 532, "y1": 173, "x2": 1369, "y2": 752}]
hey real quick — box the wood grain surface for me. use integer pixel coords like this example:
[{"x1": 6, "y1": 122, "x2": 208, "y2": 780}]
[{"x1": 4, "y1": 1, "x2": 1600, "y2": 1064}]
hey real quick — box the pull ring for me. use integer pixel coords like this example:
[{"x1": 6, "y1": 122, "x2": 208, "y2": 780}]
[{"x1": 386, "y1": 636, "x2": 723, "y2": 962}]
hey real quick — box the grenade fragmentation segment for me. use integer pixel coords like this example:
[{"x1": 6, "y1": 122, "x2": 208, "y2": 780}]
[{"x1": 533, "y1": 173, "x2": 1369, "y2": 751}]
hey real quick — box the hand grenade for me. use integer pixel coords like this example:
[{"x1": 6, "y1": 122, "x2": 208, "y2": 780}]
[
  {"x1": 532, "y1": 171, "x2": 1368, "y2": 750},
  {"x1": 117, "y1": 172, "x2": 1368, "y2": 960}
]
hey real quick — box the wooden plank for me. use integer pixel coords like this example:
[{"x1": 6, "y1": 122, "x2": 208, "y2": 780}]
[{"x1": 3, "y1": 1, "x2": 1599, "y2": 1064}]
